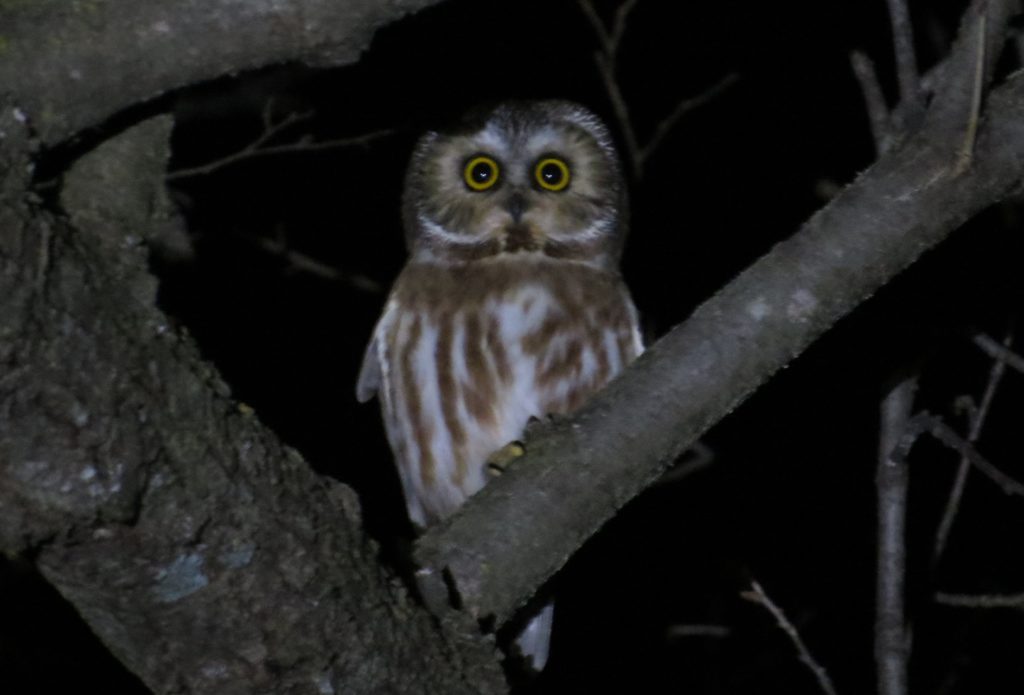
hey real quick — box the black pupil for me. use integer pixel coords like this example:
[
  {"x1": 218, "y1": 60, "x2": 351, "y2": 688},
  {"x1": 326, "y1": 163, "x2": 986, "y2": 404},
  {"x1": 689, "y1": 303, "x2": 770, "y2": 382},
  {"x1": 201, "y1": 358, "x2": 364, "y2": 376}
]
[
  {"x1": 541, "y1": 162, "x2": 563, "y2": 185},
  {"x1": 472, "y1": 161, "x2": 493, "y2": 183}
]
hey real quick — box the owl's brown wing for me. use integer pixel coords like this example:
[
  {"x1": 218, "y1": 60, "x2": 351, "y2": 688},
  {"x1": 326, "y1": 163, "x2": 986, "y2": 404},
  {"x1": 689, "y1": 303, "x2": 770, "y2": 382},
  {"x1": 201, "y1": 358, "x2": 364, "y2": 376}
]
[
  {"x1": 356, "y1": 300, "x2": 397, "y2": 403},
  {"x1": 355, "y1": 335, "x2": 380, "y2": 403}
]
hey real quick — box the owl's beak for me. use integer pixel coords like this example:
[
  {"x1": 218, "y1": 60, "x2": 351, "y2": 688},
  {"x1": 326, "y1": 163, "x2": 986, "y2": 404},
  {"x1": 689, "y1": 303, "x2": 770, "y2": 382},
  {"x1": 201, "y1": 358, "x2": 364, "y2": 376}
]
[
  {"x1": 505, "y1": 192, "x2": 527, "y2": 224},
  {"x1": 502, "y1": 191, "x2": 540, "y2": 252}
]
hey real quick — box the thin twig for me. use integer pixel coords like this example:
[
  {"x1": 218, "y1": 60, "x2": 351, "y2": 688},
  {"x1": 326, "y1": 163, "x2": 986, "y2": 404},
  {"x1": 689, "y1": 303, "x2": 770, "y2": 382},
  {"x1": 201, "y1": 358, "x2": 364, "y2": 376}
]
[
  {"x1": 935, "y1": 591, "x2": 1024, "y2": 609},
  {"x1": 608, "y1": 0, "x2": 640, "y2": 54},
  {"x1": 168, "y1": 106, "x2": 311, "y2": 179},
  {"x1": 743, "y1": 581, "x2": 839, "y2": 695},
  {"x1": 972, "y1": 332, "x2": 1024, "y2": 374},
  {"x1": 876, "y1": 376, "x2": 916, "y2": 695},
  {"x1": 576, "y1": 0, "x2": 735, "y2": 181},
  {"x1": 594, "y1": 52, "x2": 643, "y2": 180},
  {"x1": 954, "y1": 14, "x2": 989, "y2": 173},
  {"x1": 577, "y1": 0, "x2": 642, "y2": 179},
  {"x1": 637, "y1": 72, "x2": 739, "y2": 165},
  {"x1": 886, "y1": 0, "x2": 922, "y2": 111},
  {"x1": 166, "y1": 100, "x2": 392, "y2": 181},
  {"x1": 898, "y1": 412, "x2": 1024, "y2": 497},
  {"x1": 666, "y1": 624, "x2": 731, "y2": 638},
  {"x1": 224, "y1": 228, "x2": 383, "y2": 293},
  {"x1": 849, "y1": 51, "x2": 892, "y2": 154},
  {"x1": 167, "y1": 128, "x2": 391, "y2": 181},
  {"x1": 932, "y1": 328, "x2": 1013, "y2": 565}
]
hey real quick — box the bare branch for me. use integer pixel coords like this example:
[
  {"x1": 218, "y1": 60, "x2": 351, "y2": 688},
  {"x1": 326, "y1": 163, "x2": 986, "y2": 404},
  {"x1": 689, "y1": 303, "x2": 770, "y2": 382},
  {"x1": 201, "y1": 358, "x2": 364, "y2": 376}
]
[
  {"x1": 609, "y1": 0, "x2": 640, "y2": 51},
  {"x1": 0, "y1": 0, "x2": 443, "y2": 147},
  {"x1": 850, "y1": 51, "x2": 892, "y2": 154},
  {"x1": 575, "y1": 0, "x2": 613, "y2": 49},
  {"x1": 886, "y1": 0, "x2": 922, "y2": 111},
  {"x1": 577, "y1": 0, "x2": 643, "y2": 179},
  {"x1": 593, "y1": 52, "x2": 644, "y2": 180},
  {"x1": 576, "y1": 0, "x2": 734, "y2": 180},
  {"x1": 876, "y1": 376, "x2": 917, "y2": 695},
  {"x1": 666, "y1": 624, "x2": 731, "y2": 638},
  {"x1": 972, "y1": 332, "x2": 1024, "y2": 374},
  {"x1": 166, "y1": 111, "x2": 392, "y2": 181},
  {"x1": 932, "y1": 328, "x2": 1014, "y2": 565},
  {"x1": 743, "y1": 581, "x2": 839, "y2": 695},
  {"x1": 899, "y1": 413, "x2": 1024, "y2": 498},
  {"x1": 935, "y1": 591, "x2": 1024, "y2": 609},
  {"x1": 955, "y1": 14, "x2": 990, "y2": 173},
  {"x1": 637, "y1": 72, "x2": 740, "y2": 166},
  {"x1": 224, "y1": 228, "x2": 384, "y2": 293},
  {"x1": 921, "y1": 0, "x2": 1015, "y2": 154}
]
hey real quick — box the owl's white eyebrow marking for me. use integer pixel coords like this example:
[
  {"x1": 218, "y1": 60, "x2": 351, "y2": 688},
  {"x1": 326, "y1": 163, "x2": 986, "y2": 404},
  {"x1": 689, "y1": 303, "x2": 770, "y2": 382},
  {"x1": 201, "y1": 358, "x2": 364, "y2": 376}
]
[
  {"x1": 477, "y1": 125, "x2": 508, "y2": 153},
  {"x1": 525, "y1": 126, "x2": 561, "y2": 151}
]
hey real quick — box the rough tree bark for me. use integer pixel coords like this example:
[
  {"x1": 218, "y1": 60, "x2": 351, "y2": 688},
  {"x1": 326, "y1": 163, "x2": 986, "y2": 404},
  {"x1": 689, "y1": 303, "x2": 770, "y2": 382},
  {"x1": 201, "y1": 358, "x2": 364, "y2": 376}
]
[
  {"x1": 0, "y1": 0, "x2": 440, "y2": 147},
  {"x1": 1, "y1": 0, "x2": 1022, "y2": 693},
  {"x1": 1, "y1": 2, "x2": 511, "y2": 693},
  {"x1": 0, "y1": 108, "x2": 506, "y2": 692}
]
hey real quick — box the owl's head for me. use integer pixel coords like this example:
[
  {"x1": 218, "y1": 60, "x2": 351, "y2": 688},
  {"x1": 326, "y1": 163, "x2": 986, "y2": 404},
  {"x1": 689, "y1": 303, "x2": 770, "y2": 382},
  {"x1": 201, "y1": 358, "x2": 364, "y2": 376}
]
[{"x1": 402, "y1": 100, "x2": 628, "y2": 269}]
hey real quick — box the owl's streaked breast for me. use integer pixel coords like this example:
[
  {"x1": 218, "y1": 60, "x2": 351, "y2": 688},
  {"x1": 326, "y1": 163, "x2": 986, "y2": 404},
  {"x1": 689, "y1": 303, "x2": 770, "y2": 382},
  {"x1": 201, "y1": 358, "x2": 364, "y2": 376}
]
[{"x1": 367, "y1": 257, "x2": 641, "y2": 526}]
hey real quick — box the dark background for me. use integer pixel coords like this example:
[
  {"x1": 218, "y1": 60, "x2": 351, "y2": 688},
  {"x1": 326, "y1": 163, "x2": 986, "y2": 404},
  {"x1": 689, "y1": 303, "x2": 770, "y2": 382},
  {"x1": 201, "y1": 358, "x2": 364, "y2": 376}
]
[{"x1": 5, "y1": 0, "x2": 1024, "y2": 692}]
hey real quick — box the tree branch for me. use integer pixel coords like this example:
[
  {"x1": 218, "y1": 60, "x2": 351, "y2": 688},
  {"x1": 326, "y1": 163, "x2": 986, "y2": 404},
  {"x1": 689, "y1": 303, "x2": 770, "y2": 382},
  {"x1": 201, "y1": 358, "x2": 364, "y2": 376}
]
[
  {"x1": 576, "y1": 0, "x2": 735, "y2": 181},
  {"x1": 165, "y1": 97, "x2": 393, "y2": 180},
  {"x1": 876, "y1": 376, "x2": 917, "y2": 695},
  {"x1": 901, "y1": 413, "x2": 1024, "y2": 498},
  {"x1": 973, "y1": 332, "x2": 1024, "y2": 374},
  {"x1": 932, "y1": 328, "x2": 1014, "y2": 565},
  {"x1": 0, "y1": 107, "x2": 505, "y2": 694},
  {"x1": 0, "y1": 0, "x2": 441, "y2": 148},
  {"x1": 850, "y1": 50, "x2": 893, "y2": 154},
  {"x1": 743, "y1": 581, "x2": 839, "y2": 695},
  {"x1": 886, "y1": 0, "x2": 922, "y2": 115},
  {"x1": 935, "y1": 591, "x2": 1024, "y2": 609},
  {"x1": 415, "y1": 0, "x2": 1022, "y2": 630}
]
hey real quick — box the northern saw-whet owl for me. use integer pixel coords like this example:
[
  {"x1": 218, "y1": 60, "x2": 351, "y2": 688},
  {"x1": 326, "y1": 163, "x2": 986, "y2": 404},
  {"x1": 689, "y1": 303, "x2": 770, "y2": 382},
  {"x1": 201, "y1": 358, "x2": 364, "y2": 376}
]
[{"x1": 357, "y1": 100, "x2": 642, "y2": 670}]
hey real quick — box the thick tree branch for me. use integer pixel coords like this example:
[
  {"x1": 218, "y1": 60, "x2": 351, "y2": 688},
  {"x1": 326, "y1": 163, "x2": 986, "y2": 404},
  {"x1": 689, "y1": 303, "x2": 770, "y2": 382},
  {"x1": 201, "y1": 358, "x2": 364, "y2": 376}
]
[
  {"x1": 0, "y1": 0, "x2": 440, "y2": 148},
  {"x1": 416, "y1": 0, "x2": 1023, "y2": 629},
  {"x1": 0, "y1": 109, "x2": 505, "y2": 694}
]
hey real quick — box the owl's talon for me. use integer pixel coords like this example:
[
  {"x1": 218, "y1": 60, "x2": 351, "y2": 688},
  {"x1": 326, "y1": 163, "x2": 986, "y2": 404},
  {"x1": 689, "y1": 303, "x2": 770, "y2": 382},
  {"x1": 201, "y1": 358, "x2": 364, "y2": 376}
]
[
  {"x1": 486, "y1": 441, "x2": 526, "y2": 477},
  {"x1": 524, "y1": 413, "x2": 560, "y2": 437}
]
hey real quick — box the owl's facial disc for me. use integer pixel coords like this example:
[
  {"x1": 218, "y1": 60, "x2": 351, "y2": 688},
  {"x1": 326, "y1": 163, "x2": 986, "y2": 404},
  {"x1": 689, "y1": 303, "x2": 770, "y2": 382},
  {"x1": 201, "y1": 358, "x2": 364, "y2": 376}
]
[{"x1": 409, "y1": 102, "x2": 625, "y2": 266}]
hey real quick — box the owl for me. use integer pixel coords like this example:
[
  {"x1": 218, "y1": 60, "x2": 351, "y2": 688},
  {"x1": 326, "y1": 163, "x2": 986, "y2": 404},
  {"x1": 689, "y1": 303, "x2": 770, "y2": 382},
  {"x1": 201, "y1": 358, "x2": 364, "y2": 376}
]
[{"x1": 357, "y1": 100, "x2": 642, "y2": 669}]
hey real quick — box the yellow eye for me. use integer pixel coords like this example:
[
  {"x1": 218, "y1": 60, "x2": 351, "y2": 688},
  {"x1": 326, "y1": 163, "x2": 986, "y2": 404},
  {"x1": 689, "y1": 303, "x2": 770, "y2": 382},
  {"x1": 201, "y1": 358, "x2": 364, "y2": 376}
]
[
  {"x1": 463, "y1": 155, "x2": 500, "y2": 191},
  {"x1": 534, "y1": 157, "x2": 571, "y2": 191}
]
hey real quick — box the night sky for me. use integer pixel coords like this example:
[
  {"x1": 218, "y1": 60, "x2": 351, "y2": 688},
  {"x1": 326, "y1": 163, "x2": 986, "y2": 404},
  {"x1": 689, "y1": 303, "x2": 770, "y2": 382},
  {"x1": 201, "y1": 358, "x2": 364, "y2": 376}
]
[{"x1": 5, "y1": 1, "x2": 1024, "y2": 692}]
